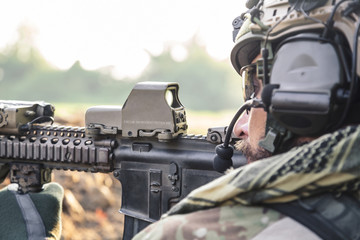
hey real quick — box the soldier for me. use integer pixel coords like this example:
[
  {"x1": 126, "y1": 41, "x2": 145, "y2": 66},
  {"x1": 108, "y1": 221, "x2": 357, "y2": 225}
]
[{"x1": 133, "y1": 0, "x2": 360, "y2": 239}]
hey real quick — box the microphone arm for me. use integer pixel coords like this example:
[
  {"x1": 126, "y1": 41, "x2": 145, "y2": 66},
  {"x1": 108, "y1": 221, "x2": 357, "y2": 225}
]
[{"x1": 213, "y1": 98, "x2": 265, "y2": 172}]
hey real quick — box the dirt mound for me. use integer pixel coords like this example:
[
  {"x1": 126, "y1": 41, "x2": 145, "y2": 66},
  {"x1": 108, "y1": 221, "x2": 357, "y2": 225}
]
[{"x1": 55, "y1": 171, "x2": 124, "y2": 240}]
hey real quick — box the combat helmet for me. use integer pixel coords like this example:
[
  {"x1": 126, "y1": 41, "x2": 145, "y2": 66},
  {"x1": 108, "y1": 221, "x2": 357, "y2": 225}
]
[{"x1": 230, "y1": 0, "x2": 360, "y2": 153}]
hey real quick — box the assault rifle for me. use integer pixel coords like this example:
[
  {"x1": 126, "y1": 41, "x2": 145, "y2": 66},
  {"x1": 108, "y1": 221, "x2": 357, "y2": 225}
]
[{"x1": 0, "y1": 82, "x2": 245, "y2": 239}]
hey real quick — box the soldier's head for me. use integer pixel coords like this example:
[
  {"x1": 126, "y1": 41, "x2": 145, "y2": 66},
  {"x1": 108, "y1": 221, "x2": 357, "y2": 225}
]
[{"x1": 231, "y1": 0, "x2": 360, "y2": 162}]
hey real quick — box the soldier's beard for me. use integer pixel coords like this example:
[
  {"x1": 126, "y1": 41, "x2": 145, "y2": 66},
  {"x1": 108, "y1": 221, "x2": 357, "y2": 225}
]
[{"x1": 235, "y1": 139, "x2": 272, "y2": 163}]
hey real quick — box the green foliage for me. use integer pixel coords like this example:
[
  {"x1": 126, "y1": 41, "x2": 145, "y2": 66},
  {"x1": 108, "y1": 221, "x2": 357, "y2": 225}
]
[
  {"x1": 0, "y1": 26, "x2": 242, "y2": 111},
  {"x1": 139, "y1": 40, "x2": 241, "y2": 110}
]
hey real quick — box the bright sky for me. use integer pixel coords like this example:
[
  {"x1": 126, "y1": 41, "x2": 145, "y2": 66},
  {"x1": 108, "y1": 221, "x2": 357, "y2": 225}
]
[{"x1": 0, "y1": 0, "x2": 246, "y2": 79}]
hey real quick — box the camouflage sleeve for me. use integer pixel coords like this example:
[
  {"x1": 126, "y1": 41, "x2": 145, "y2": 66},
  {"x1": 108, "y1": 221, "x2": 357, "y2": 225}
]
[
  {"x1": 252, "y1": 217, "x2": 321, "y2": 240},
  {"x1": 133, "y1": 204, "x2": 283, "y2": 240}
]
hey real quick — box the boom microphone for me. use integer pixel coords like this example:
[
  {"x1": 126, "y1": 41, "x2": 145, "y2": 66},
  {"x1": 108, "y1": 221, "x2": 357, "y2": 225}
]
[{"x1": 213, "y1": 98, "x2": 265, "y2": 172}]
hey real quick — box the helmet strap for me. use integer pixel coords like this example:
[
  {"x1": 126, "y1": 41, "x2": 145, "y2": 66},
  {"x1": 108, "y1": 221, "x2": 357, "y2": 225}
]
[{"x1": 256, "y1": 41, "x2": 273, "y2": 85}]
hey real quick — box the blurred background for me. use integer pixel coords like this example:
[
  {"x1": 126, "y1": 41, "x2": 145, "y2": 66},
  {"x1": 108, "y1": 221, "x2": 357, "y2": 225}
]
[{"x1": 0, "y1": 0, "x2": 246, "y2": 239}]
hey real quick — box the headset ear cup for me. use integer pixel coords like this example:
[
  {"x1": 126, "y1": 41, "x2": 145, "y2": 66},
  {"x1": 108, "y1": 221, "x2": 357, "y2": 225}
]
[
  {"x1": 261, "y1": 84, "x2": 279, "y2": 112},
  {"x1": 267, "y1": 33, "x2": 345, "y2": 135}
]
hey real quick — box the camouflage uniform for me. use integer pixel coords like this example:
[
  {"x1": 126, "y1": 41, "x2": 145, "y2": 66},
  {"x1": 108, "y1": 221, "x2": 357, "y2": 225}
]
[{"x1": 134, "y1": 205, "x2": 283, "y2": 240}]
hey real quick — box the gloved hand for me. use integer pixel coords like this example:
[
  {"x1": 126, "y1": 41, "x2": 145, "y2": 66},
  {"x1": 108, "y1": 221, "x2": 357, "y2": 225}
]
[{"x1": 0, "y1": 181, "x2": 64, "y2": 240}]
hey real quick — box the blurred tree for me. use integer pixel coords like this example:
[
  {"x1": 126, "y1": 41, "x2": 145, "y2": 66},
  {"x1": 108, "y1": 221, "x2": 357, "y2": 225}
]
[
  {"x1": 138, "y1": 38, "x2": 241, "y2": 110},
  {"x1": 0, "y1": 25, "x2": 132, "y2": 104},
  {"x1": 0, "y1": 25, "x2": 241, "y2": 111}
]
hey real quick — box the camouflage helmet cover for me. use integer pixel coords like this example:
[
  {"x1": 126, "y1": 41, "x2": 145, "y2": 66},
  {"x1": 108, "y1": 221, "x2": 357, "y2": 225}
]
[{"x1": 230, "y1": 0, "x2": 360, "y2": 76}]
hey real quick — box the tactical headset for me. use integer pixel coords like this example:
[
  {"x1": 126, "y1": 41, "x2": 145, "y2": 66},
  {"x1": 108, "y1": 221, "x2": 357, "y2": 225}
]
[{"x1": 213, "y1": 0, "x2": 360, "y2": 172}]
